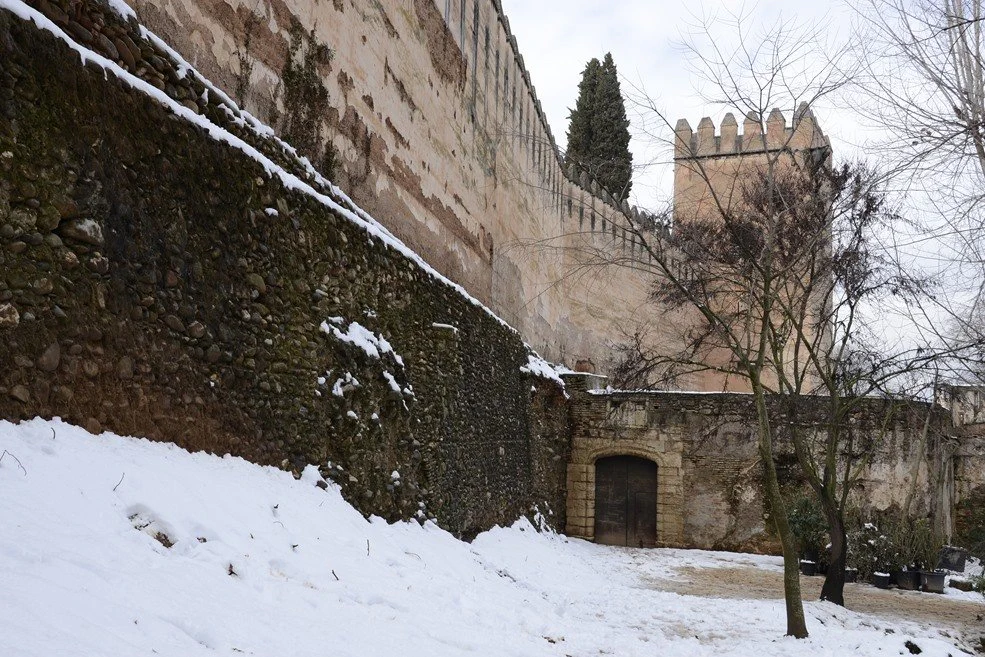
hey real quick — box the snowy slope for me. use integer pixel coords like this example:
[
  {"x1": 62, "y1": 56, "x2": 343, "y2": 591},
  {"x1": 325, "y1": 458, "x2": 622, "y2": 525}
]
[{"x1": 0, "y1": 419, "x2": 968, "y2": 656}]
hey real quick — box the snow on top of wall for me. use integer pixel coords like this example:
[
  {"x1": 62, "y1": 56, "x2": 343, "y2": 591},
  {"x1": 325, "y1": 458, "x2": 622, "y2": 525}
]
[
  {"x1": 0, "y1": 0, "x2": 572, "y2": 383},
  {"x1": 520, "y1": 353, "x2": 565, "y2": 387}
]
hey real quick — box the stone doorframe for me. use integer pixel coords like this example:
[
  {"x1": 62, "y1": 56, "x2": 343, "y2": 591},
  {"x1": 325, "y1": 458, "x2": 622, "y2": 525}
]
[{"x1": 566, "y1": 444, "x2": 685, "y2": 546}]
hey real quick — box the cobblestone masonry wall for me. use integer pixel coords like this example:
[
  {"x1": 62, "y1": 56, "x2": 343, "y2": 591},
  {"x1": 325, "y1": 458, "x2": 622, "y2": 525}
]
[{"x1": 0, "y1": 3, "x2": 570, "y2": 537}]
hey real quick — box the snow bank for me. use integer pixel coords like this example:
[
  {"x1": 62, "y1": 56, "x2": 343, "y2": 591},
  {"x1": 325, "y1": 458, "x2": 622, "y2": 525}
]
[{"x1": 0, "y1": 419, "x2": 966, "y2": 656}]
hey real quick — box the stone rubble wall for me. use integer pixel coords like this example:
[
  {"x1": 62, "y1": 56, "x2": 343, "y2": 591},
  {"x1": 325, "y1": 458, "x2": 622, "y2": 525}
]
[{"x1": 0, "y1": 1, "x2": 570, "y2": 538}]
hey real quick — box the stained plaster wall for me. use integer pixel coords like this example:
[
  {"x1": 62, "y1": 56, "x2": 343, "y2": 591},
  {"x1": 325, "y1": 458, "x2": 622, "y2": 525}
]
[{"x1": 564, "y1": 374, "x2": 960, "y2": 552}]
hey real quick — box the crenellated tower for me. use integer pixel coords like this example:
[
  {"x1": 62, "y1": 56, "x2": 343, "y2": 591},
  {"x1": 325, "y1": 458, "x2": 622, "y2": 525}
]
[
  {"x1": 673, "y1": 104, "x2": 830, "y2": 227},
  {"x1": 671, "y1": 105, "x2": 832, "y2": 393}
]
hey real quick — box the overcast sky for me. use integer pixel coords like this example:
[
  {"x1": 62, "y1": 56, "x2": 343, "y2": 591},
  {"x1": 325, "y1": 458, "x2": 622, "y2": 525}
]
[{"x1": 499, "y1": 0, "x2": 863, "y2": 211}]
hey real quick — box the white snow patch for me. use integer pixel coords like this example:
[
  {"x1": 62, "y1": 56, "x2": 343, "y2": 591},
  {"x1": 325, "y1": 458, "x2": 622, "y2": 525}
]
[
  {"x1": 332, "y1": 372, "x2": 359, "y2": 398},
  {"x1": 520, "y1": 353, "x2": 565, "y2": 387},
  {"x1": 382, "y1": 371, "x2": 402, "y2": 394},
  {"x1": 431, "y1": 322, "x2": 459, "y2": 334},
  {"x1": 0, "y1": 418, "x2": 969, "y2": 657},
  {"x1": 320, "y1": 320, "x2": 404, "y2": 366}
]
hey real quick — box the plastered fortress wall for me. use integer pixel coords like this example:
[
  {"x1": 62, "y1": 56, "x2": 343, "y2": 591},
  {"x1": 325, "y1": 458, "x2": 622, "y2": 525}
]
[{"x1": 127, "y1": 0, "x2": 659, "y2": 373}]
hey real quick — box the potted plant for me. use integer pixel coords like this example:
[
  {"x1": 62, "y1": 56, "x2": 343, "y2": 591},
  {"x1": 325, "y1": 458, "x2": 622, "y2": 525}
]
[
  {"x1": 884, "y1": 518, "x2": 921, "y2": 590},
  {"x1": 871, "y1": 571, "x2": 892, "y2": 589},
  {"x1": 847, "y1": 520, "x2": 880, "y2": 585},
  {"x1": 800, "y1": 559, "x2": 818, "y2": 576},
  {"x1": 921, "y1": 570, "x2": 946, "y2": 594},
  {"x1": 789, "y1": 493, "x2": 826, "y2": 578},
  {"x1": 912, "y1": 519, "x2": 946, "y2": 594}
]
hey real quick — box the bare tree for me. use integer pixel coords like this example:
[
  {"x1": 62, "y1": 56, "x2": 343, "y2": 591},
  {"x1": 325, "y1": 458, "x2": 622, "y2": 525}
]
[
  {"x1": 610, "y1": 12, "x2": 861, "y2": 638},
  {"x1": 856, "y1": 0, "x2": 985, "y2": 191},
  {"x1": 854, "y1": 0, "x2": 985, "y2": 329}
]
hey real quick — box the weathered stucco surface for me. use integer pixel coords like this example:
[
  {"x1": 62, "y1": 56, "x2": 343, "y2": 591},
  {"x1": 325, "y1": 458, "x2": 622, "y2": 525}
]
[
  {"x1": 127, "y1": 0, "x2": 661, "y2": 374},
  {"x1": 564, "y1": 374, "x2": 963, "y2": 553}
]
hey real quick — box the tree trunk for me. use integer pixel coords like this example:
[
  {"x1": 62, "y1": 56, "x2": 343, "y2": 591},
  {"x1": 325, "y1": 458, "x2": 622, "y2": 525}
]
[
  {"x1": 820, "y1": 509, "x2": 846, "y2": 605},
  {"x1": 754, "y1": 390, "x2": 809, "y2": 638}
]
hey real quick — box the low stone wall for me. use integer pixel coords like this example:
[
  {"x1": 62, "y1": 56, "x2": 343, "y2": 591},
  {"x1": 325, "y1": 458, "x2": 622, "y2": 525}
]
[
  {"x1": 564, "y1": 375, "x2": 958, "y2": 552},
  {"x1": 0, "y1": 2, "x2": 568, "y2": 538}
]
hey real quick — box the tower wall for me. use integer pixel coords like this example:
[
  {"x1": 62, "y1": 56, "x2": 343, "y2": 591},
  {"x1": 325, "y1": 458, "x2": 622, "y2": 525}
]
[{"x1": 671, "y1": 107, "x2": 831, "y2": 392}]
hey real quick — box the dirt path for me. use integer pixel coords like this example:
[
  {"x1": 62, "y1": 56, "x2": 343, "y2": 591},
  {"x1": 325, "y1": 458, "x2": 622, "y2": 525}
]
[{"x1": 646, "y1": 565, "x2": 985, "y2": 651}]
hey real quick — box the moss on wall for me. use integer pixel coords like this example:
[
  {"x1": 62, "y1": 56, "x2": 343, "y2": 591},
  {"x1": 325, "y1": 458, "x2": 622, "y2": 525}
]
[{"x1": 0, "y1": 3, "x2": 569, "y2": 538}]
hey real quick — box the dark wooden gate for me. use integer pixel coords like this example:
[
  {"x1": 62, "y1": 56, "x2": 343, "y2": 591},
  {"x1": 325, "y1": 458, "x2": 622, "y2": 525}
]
[{"x1": 594, "y1": 456, "x2": 657, "y2": 548}]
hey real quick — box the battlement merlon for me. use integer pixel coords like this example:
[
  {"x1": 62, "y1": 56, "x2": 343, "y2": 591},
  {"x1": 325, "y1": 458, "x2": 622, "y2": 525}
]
[{"x1": 673, "y1": 103, "x2": 831, "y2": 159}]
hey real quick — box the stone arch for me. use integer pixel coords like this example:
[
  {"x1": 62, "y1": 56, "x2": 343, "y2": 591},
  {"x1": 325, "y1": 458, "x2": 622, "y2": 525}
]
[
  {"x1": 593, "y1": 454, "x2": 658, "y2": 547},
  {"x1": 567, "y1": 442, "x2": 685, "y2": 546}
]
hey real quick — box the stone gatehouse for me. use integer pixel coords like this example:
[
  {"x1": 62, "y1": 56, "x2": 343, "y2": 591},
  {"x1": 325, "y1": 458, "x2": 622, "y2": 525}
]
[{"x1": 562, "y1": 373, "x2": 970, "y2": 553}]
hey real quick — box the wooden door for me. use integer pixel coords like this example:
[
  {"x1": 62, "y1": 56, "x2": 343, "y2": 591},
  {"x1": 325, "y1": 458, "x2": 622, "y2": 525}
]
[{"x1": 594, "y1": 456, "x2": 657, "y2": 548}]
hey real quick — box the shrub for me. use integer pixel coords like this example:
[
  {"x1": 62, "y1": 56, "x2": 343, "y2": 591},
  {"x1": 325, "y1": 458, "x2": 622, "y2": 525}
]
[
  {"x1": 972, "y1": 572, "x2": 985, "y2": 598},
  {"x1": 846, "y1": 521, "x2": 883, "y2": 580},
  {"x1": 788, "y1": 493, "x2": 828, "y2": 566}
]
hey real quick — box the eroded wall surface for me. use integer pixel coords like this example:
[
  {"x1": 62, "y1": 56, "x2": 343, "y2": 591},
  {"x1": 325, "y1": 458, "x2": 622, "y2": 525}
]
[{"x1": 128, "y1": 0, "x2": 660, "y2": 373}]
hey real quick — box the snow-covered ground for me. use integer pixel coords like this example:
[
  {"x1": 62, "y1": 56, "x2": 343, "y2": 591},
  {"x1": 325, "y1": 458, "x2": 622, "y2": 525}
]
[{"x1": 0, "y1": 419, "x2": 972, "y2": 656}]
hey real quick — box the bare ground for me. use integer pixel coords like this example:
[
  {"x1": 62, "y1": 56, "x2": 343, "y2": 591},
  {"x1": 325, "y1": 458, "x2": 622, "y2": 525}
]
[{"x1": 645, "y1": 564, "x2": 985, "y2": 652}]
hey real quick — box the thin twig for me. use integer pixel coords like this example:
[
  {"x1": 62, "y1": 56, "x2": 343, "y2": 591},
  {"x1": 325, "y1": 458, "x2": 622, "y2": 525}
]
[
  {"x1": 332, "y1": 569, "x2": 339, "y2": 581},
  {"x1": 113, "y1": 472, "x2": 125, "y2": 492},
  {"x1": 0, "y1": 450, "x2": 27, "y2": 476}
]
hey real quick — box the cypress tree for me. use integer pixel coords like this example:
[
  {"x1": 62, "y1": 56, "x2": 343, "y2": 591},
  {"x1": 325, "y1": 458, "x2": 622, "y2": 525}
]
[
  {"x1": 591, "y1": 53, "x2": 633, "y2": 199},
  {"x1": 565, "y1": 58, "x2": 601, "y2": 180},
  {"x1": 565, "y1": 53, "x2": 633, "y2": 201}
]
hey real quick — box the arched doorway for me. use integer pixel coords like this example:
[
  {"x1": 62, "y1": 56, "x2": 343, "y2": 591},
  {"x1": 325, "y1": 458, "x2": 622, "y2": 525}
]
[{"x1": 594, "y1": 455, "x2": 657, "y2": 547}]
